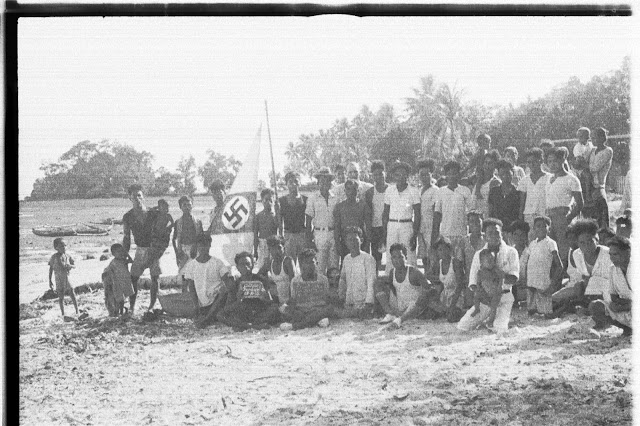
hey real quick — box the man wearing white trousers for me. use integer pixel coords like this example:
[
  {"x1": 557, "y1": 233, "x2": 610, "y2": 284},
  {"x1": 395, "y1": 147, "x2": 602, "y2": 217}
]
[
  {"x1": 305, "y1": 167, "x2": 340, "y2": 276},
  {"x1": 457, "y1": 218, "x2": 519, "y2": 334},
  {"x1": 382, "y1": 161, "x2": 421, "y2": 274}
]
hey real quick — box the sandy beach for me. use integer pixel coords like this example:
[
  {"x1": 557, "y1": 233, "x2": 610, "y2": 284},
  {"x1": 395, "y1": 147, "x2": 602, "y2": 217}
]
[{"x1": 19, "y1": 197, "x2": 632, "y2": 425}]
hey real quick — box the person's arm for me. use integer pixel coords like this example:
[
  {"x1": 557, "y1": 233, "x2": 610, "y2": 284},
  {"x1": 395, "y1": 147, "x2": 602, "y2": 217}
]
[
  {"x1": 548, "y1": 250, "x2": 564, "y2": 294},
  {"x1": 257, "y1": 254, "x2": 271, "y2": 277},
  {"x1": 333, "y1": 206, "x2": 342, "y2": 250},
  {"x1": 411, "y1": 203, "x2": 421, "y2": 251},
  {"x1": 338, "y1": 264, "x2": 347, "y2": 302},
  {"x1": 253, "y1": 214, "x2": 260, "y2": 258},
  {"x1": 519, "y1": 190, "x2": 527, "y2": 220},
  {"x1": 431, "y1": 212, "x2": 442, "y2": 246},
  {"x1": 283, "y1": 256, "x2": 296, "y2": 280},
  {"x1": 488, "y1": 187, "x2": 497, "y2": 219},
  {"x1": 364, "y1": 255, "x2": 376, "y2": 305},
  {"x1": 172, "y1": 218, "x2": 180, "y2": 254},
  {"x1": 449, "y1": 258, "x2": 466, "y2": 310},
  {"x1": 382, "y1": 204, "x2": 390, "y2": 244},
  {"x1": 363, "y1": 201, "x2": 373, "y2": 243},
  {"x1": 568, "y1": 191, "x2": 584, "y2": 222},
  {"x1": 48, "y1": 263, "x2": 54, "y2": 289},
  {"x1": 122, "y1": 216, "x2": 132, "y2": 253}
]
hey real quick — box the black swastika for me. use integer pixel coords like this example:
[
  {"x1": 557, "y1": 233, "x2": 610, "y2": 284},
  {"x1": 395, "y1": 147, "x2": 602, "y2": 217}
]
[{"x1": 224, "y1": 198, "x2": 249, "y2": 229}]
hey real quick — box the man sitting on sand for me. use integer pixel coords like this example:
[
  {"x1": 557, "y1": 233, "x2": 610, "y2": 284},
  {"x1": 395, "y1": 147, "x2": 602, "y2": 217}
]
[
  {"x1": 122, "y1": 184, "x2": 164, "y2": 313},
  {"x1": 279, "y1": 249, "x2": 333, "y2": 331},
  {"x1": 182, "y1": 233, "x2": 234, "y2": 329},
  {"x1": 376, "y1": 243, "x2": 433, "y2": 329}
]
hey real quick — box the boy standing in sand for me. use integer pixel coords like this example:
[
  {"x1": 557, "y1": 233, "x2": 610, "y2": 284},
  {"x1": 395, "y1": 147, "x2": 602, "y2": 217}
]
[
  {"x1": 144, "y1": 199, "x2": 174, "y2": 270},
  {"x1": 102, "y1": 243, "x2": 135, "y2": 316},
  {"x1": 48, "y1": 237, "x2": 79, "y2": 318},
  {"x1": 173, "y1": 195, "x2": 204, "y2": 291}
]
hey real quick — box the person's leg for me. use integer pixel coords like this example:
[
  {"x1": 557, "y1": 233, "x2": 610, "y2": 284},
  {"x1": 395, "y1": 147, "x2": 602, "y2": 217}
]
[
  {"x1": 549, "y1": 210, "x2": 570, "y2": 265},
  {"x1": 68, "y1": 286, "x2": 79, "y2": 314},
  {"x1": 384, "y1": 222, "x2": 400, "y2": 274},
  {"x1": 216, "y1": 301, "x2": 251, "y2": 331},
  {"x1": 527, "y1": 288, "x2": 536, "y2": 314},
  {"x1": 315, "y1": 230, "x2": 330, "y2": 276},
  {"x1": 588, "y1": 300, "x2": 610, "y2": 330},
  {"x1": 537, "y1": 291, "x2": 553, "y2": 315},
  {"x1": 148, "y1": 255, "x2": 163, "y2": 310},
  {"x1": 457, "y1": 304, "x2": 491, "y2": 331},
  {"x1": 492, "y1": 291, "x2": 514, "y2": 333},
  {"x1": 370, "y1": 226, "x2": 383, "y2": 270},
  {"x1": 253, "y1": 303, "x2": 281, "y2": 327},
  {"x1": 290, "y1": 307, "x2": 332, "y2": 330},
  {"x1": 375, "y1": 280, "x2": 397, "y2": 318},
  {"x1": 57, "y1": 290, "x2": 65, "y2": 316}
]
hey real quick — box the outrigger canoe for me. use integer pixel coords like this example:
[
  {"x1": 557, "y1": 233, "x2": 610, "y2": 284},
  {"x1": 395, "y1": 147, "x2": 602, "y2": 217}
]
[{"x1": 32, "y1": 222, "x2": 113, "y2": 237}]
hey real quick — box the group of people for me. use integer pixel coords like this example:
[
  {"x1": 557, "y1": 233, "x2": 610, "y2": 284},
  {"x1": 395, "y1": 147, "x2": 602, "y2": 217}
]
[{"x1": 48, "y1": 126, "x2": 632, "y2": 336}]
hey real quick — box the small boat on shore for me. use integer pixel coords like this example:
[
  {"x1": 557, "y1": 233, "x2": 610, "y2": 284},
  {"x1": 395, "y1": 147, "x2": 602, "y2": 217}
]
[
  {"x1": 97, "y1": 217, "x2": 123, "y2": 225},
  {"x1": 32, "y1": 222, "x2": 113, "y2": 237}
]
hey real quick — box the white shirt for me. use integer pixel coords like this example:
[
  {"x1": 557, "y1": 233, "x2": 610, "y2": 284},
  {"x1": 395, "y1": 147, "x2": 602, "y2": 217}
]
[
  {"x1": 371, "y1": 187, "x2": 387, "y2": 227},
  {"x1": 572, "y1": 246, "x2": 613, "y2": 296},
  {"x1": 526, "y1": 236, "x2": 558, "y2": 290},
  {"x1": 517, "y1": 172, "x2": 550, "y2": 216},
  {"x1": 435, "y1": 185, "x2": 472, "y2": 237},
  {"x1": 305, "y1": 191, "x2": 339, "y2": 229},
  {"x1": 183, "y1": 256, "x2": 229, "y2": 307},
  {"x1": 512, "y1": 166, "x2": 526, "y2": 189},
  {"x1": 589, "y1": 146, "x2": 613, "y2": 189},
  {"x1": 339, "y1": 251, "x2": 377, "y2": 305},
  {"x1": 573, "y1": 141, "x2": 594, "y2": 160},
  {"x1": 420, "y1": 186, "x2": 439, "y2": 234},
  {"x1": 384, "y1": 185, "x2": 420, "y2": 220},
  {"x1": 545, "y1": 173, "x2": 582, "y2": 210},
  {"x1": 333, "y1": 181, "x2": 373, "y2": 202},
  {"x1": 468, "y1": 241, "x2": 520, "y2": 291}
]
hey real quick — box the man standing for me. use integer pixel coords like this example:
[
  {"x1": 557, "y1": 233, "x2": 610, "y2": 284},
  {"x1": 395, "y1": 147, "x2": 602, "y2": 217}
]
[
  {"x1": 457, "y1": 218, "x2": 519, "y2": 334},
  {"x1": 433, "y1": 161, "x2": 472, "y2": 265},
  {"x1": 364, "y1": 160, "x2": 388, "y2": 270},
  {"x1": 546, "y1": 147, "x2": 584, "y2": 264},
  {"x1": 334, "y1": 179, "x2": 371, "y2": 260},
  {"x1": 279, "y1": 171, "x2": 311, "y2": 265},
  {"x1": 489, "y1": 160, "x2": 521, "y2": 229},
  {"x1": 173, "y1": 195, "x2": 203, "y2": 291},
  {"x1": 206, "y1": 179, "x2": 226, "y2": 234},
  {"x1": 588, "y1": 127, "x2": 613, "y2": 229},
  {"x1": 306, "y1": 167, "x2": 340, "y2": 275},
  {"x1": 416, "y1": 158, "x2": 439, "y2": 272},
  {"x1": 518, "y1": 148, "x2": 550, "y2": 240},
  {"x1": 382, "y1": 161, "x2": 421, "y2": 273},
  {"x1": 122, "y1": 184, "x2": 162, "y2": 313}
]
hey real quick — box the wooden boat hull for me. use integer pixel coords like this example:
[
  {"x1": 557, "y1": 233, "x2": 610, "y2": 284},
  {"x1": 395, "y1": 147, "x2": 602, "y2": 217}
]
[{"x1": 32, "y1": 223, "x2": 112, "y2": 237}]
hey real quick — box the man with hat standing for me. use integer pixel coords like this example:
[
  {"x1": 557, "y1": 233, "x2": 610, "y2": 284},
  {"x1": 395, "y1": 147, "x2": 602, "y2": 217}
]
[
  {"x1": 306, "y1": 167, "x2": 340, "y2": 275},
  {"x1": 382, "y1": 161, "x2": 421, "y2": 274}
]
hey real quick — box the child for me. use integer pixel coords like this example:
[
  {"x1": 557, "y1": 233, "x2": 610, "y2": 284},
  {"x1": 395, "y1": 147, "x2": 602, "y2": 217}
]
[
  {"x1": 615, "y1": 216, "x2": 632, "y2": 239},
  {"x1": 254, "y1": 188, "x2": 279, "y2": 271},
  {"x1": 471, "y1": 249, "x2": 503, "y2": 328},
  {"x1": 338, "y1": 226, "x2": 377, "y2": 319},
  {"x1": 259, "y1": 235, "x2": 296, "y2": 305},
  {"x1": 48, "y1": 238, "x2": 79, "y2": 318},
  {"x1": 217, "y1": 252, "x2": 280, "y2": 331},
  {"x1": 102, "y1": 243, "x2": 135, "y2": 316},
  {"x1": 279, "y1": 249, "x2": 332, "y2": 331},
  {"x1": 145, "y1": 199, "x2": 174, "y2": 269},
  {"x1": 526, "y1": 216, "x2": 563, "y2": 317}
]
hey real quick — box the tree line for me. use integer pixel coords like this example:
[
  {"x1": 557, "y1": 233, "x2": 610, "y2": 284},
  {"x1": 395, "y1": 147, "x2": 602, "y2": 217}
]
[
  {"x1": 29, "y1": 56, "x2": 629, "y2": 200},
  {"x1": 28, "y1": 140, "x2": 241, "y2": 200},
  {"x1": 285, "y1": 56, "x2": 630, "y2": 180}
]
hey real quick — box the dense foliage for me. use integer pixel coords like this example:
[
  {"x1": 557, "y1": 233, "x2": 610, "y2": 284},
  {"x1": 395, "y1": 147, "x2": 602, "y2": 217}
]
[
  {"x1": 285, "y1": 57, "x2": 630, "y2": 179},
  {"x1": 29, "y1": 141, "x2": 241, "y2": 200}
]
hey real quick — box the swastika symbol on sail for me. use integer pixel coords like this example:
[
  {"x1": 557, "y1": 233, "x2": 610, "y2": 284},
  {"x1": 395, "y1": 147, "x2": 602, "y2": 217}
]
[{"x1": 222, "y1": 196, "x2": 250, "y2": 231}]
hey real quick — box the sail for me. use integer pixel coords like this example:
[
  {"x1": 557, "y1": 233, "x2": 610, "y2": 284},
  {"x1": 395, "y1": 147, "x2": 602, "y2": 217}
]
[{"x1": 209, "y1": 125, "x2": 262, "y2": 266}]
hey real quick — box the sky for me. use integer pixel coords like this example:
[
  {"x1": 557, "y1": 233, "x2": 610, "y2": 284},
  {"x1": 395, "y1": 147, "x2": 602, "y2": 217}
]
[{"x1": 17, "y1": 16, "x2": 637, "y2": 199}]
